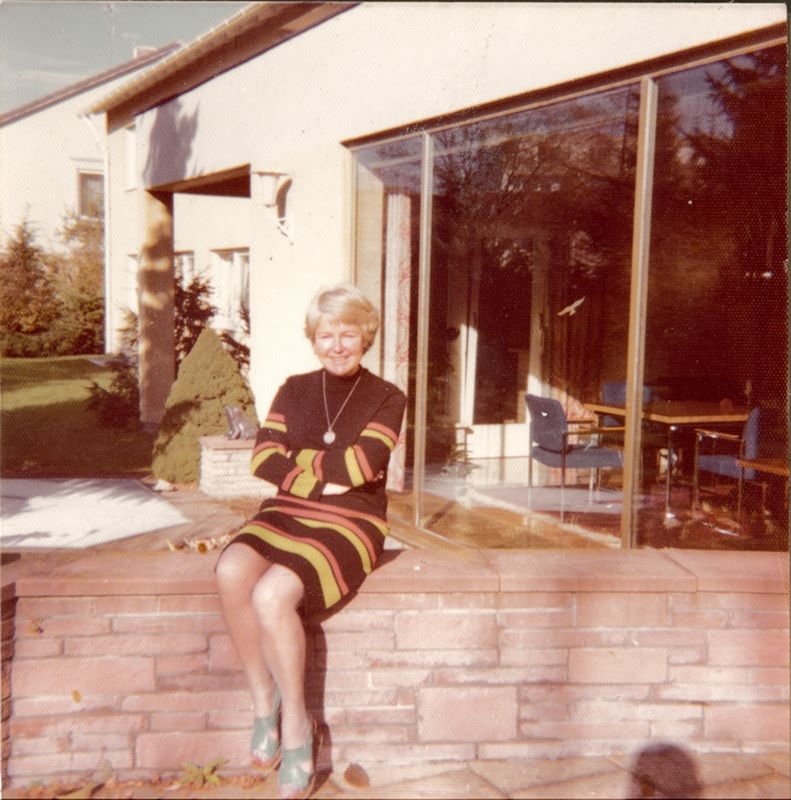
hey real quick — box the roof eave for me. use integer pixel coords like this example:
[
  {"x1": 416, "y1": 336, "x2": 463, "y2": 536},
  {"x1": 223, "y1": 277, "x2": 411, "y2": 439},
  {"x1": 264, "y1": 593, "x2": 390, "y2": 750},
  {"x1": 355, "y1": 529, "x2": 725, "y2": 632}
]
[{"x1": 91, "y1": 2, "x2": 358, "y2": 130}]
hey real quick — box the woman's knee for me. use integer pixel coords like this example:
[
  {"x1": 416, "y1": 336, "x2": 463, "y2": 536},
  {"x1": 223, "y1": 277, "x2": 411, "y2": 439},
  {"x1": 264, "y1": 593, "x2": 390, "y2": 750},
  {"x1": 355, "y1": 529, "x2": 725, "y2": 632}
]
[
  {"x1": 216, "y1": 543, "x2": 267, "y2": 596},
  {"x1": 250, "y1": 567, "x2": 304, "y2": 624}
]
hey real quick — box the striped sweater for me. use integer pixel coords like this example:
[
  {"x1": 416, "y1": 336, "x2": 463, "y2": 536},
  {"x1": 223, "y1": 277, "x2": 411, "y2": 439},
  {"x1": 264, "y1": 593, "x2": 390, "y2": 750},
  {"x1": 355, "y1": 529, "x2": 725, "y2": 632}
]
[{"x1": 250, "y1": 368, "x2": 406, "y2": 519}]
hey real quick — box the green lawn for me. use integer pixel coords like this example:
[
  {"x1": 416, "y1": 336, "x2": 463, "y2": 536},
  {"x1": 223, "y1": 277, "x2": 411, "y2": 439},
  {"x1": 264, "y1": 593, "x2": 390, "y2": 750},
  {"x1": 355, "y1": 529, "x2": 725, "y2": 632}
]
[{"x1": 0, "y1": 356, "x2": 154, "y2": 477}]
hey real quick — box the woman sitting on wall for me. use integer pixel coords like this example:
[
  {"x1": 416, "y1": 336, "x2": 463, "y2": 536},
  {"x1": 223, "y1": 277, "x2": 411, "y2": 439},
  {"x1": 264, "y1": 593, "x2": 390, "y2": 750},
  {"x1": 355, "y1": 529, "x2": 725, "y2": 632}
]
[{"x1": 215, "y1": 283, "x2": 406, "y2": 799}]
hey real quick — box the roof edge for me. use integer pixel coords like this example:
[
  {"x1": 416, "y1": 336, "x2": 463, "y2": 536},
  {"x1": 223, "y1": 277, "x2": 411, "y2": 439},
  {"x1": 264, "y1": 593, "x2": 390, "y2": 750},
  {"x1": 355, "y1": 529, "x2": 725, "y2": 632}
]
[
  {"x1": 0, "y1": 43, "x2": 181, "y2": 128},
  {"x1": 90, "y1": 2, "x2": 358, "y2": 127}
]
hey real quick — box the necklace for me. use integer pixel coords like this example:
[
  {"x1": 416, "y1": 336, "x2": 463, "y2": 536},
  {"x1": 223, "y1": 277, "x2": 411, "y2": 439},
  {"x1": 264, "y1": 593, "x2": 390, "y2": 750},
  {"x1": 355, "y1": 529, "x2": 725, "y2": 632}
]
[{"x1": 322, "y1": 370, "x2": 363, "y2": 445}]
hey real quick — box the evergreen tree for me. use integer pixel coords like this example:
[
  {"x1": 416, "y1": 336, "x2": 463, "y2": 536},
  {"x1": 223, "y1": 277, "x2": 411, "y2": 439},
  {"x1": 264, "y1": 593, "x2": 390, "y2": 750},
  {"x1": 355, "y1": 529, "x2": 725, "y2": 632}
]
[{"x1": 151, "y1": 327, "x2": 256, "y2": 483}]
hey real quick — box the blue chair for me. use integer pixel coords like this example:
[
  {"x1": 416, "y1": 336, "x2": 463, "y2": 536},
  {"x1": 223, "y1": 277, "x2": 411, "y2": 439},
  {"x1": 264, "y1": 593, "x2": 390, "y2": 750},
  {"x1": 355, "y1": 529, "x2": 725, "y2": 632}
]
[
  {"x1": 692, "y1": 407, "x2": 761, "y2": 512},
  {"x1": 526, "y1": 394, "x2": 624, "y2": 523}
]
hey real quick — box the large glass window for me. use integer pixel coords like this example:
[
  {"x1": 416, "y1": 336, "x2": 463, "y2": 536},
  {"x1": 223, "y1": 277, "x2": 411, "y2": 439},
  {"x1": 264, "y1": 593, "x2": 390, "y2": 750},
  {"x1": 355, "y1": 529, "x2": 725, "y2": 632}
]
[
  {"x1": 353, "y1": 38, "x2": 787, "y2": 549},
  {"x1": 640, "y1": 46, "x2": 788, "y2": 542}
]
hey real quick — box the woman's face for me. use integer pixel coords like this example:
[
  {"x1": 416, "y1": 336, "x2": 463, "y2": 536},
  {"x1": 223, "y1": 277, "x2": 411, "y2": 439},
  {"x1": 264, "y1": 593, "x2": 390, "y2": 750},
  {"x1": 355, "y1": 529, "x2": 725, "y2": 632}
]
[{"x1": 313, "y1": 318, "x2": 365, "y2": 377}]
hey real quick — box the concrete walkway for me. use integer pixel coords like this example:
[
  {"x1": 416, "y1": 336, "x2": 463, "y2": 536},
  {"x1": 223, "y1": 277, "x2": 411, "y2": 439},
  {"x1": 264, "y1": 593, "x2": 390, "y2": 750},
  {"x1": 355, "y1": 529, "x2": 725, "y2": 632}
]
[
  {"x1": 3, "y1": 751, "x2": 790, "y2": 798},
  {"x1": 3, "y1": 484, "x2": 789, "y2": 799}
]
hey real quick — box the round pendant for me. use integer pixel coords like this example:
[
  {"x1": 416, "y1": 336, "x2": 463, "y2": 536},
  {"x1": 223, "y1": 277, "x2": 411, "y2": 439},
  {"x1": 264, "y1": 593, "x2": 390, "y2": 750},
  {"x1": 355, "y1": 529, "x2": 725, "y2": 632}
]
[{"x1": 323, "y1": 430, "x2": 336, "y2": 446}]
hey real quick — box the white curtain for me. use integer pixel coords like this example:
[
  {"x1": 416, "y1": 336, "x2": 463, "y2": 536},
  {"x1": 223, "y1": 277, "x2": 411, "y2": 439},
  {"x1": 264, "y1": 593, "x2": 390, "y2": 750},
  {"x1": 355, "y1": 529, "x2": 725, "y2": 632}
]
[{"x1": 384, "y1": 193, "x2": 411, "y2": 492}]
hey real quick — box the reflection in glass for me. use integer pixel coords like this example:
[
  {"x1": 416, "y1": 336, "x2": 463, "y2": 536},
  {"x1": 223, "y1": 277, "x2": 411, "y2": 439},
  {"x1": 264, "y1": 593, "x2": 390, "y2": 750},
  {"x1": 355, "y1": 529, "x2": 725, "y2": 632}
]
[
  {"x1": 352, "y1": 41, "x2": 787, "y2": 549},
  {"x1": 641, "y1": 45, "x2": 787, "y2": 541}
]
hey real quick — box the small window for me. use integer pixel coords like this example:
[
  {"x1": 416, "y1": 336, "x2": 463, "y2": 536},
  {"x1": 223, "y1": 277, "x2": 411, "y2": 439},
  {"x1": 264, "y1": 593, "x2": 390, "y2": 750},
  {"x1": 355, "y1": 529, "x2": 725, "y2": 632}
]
[
  {"x1": 209, "y1": 249, "x2": 250, "y2": 333},
  {"x1": 79, "y1": 172, "x2": 104, "y2": 218}
]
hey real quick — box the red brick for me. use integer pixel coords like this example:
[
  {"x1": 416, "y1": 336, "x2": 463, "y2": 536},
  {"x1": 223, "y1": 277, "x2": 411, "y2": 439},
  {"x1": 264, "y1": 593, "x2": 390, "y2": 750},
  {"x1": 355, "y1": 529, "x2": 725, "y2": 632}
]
[
  {"x1": 525, "y1": 719, "x2": 650, "y2": 741},
  {"x1": 155, "y1": 672, "x2": 244, "y2": 693},
  {"x1": 157, "y1": 653, "x2": 208, "y2": 675},
  {"x1": 17, "y1": 616, "x2": 110, "y2": 638},
  {"x1": 439, "y1": 592, "x2": 498, "y2": 609},
  {"x1": 17, "y1": 597, "x2": 94, "y2": 617},
  {"x1": 670, "y1": 610, "x2": 731, "y2": 628},
  {"x1": 14, "y1": 638, "x2": 63, "y2": 658},
  {"x1": 342, "y1": 592, "x2": 437, "y2": 611},
  {"x1": 122, "y1": 689, "x2": 250, "y2": 713},
  {"x1": 149, "y1": 711, "x2": 207, "y2": 732},
  {"x1": 731, "y1": 610, "x2": 790, "y2": 629},
  {"x1": 64, "y1": 633, "x2": 207, "y2": 657},
  {"x1": 7, "y1": 752, "x2": 80, "y2": 777},
  {"x1": 705, "y1": 703, "x2": 790, "y2": 742},
  {"x1": 12, "y1": 656, "x2": 156, "y2": 697},
  {"x1": 659, "y1": 682, "x2": 789, "y2": 703},
  {"x1": 501, "y1": 627, "x2": 627, "y2": 649},
  {"x1": 318, "y1": 688, "x2": 399, "y2": 708},
  {"x1": 111, "y1": 615, "x2": 224, "y2": 634},
  {"x1": 568, "y1": 648, "x2": 668, "y2": 684},
  {"x1": 11, "y1": 714, "x2": 146, "y2": 738},
  {"x1": 207, "y1": 709, "x2": 252, "y2": 730},
  {"x1": 346, "y1": 705, "x2": 416, "y2": 726},
  {"x1": 670, "y1": 592, "x2": 789, "y2": 612},
  {"x1": 321, "y1": 609, "x2": 394, "y2": 632},
  {"x1": 208, "y1": 634, "x2": 241, "y2": 672},
  {"x1": 519, "y1": 702, "x2": 569, "y2": 722},
  {"x1": 750, "y1": 666, "x2": 791, "y2": 685},
  {"x1": 670, "y1": 665, "x2": 751, "y2": 684},
  {"x1": 332, "y1": 740, "x2": 475, "y2": 765},
  {"x1": 11, "y1": 694, "x2": 118, "y2": 716},
  {"x1": 135, "y1": 730, "x2": 249, "y2": 769},
  {"x1": 69, "y1": 732, "x2": 134, "y2": 752},
  {"x1": 418, "y1": 686, "x2": 517, "y2": 742},
  {"x1": 649, "y1": 719, "x2": 703, "y2": 739},
  {"x1": 93, "y1": 596, "x2": 158, "y2": 614},
  {"x1": 396, "y1": 610, "x2": 497, "y2": 650},
  {"x1": 498, "y1": 647, "x2": 568, "y2": 667},
  {"x1": 573, "y1": 699, "x2": 702, "y2": 722},
  {"x1": 497, "y1": 608, "x2": 575, "y2": 628},
  {"x1": 522, "y1": 683, "x2": 650, "y2": 703},
  {"x1": 9, "y1": 733, "x2": 70, "y2": 756},
  {"x1": 158, "y1": 594, "x2": 221, "y2": 614},
  {"x1": 707, "y1": 629, "x2": 789, "y2": 667},
  {"x1": 497, "y1": 592, "x2": 574, "y2": 609},
  {"x1": 576, "y1": 593, "x2": 669, "y2": 628},
  {"x1": 364, "y1": 647, "x2": 497, "y2": 669},
  {"x1": 320, "y1": 630, "x2": 395, "y2": 652}
]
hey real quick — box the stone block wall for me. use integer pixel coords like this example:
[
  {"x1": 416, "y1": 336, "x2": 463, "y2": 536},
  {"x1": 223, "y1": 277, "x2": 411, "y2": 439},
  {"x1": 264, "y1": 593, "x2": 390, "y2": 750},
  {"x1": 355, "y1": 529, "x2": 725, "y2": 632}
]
[
  {"x1": 198, "y1": 436, "x2": 271, "y2": 499},
  {"x1": 2, "y1": 548, "x2": 789, "y2": 787}
]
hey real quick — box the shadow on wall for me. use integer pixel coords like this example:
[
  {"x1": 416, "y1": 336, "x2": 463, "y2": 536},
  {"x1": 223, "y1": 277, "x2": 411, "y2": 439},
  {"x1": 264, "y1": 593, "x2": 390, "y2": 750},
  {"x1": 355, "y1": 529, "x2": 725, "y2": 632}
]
[
  {"x1": 625, "y1": 742, "x2": 702, "y2": 799},
  {"x1": 143, "y1": 99, "x2": 199, "y2": 187}
]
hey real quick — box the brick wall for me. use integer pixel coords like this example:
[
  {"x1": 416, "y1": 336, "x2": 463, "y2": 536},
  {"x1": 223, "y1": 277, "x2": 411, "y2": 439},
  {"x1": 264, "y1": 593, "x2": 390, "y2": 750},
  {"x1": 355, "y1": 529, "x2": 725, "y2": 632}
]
[
  {"x1": 2, "y1": 548, "x2": 788, "y2": 787},
  {"x1": 1, "y1": 583, "x2": 15, "y2": 786},
  {"x1": 198, "y1": 436, "x2": 273, "y2": 499}
]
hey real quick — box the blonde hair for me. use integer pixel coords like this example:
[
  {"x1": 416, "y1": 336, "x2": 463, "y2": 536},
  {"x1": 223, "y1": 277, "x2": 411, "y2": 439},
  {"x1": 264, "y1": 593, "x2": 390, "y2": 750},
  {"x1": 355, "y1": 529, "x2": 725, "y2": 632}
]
[{"x1": 304, "y1": 283, "x2": 380, "y2": 352}]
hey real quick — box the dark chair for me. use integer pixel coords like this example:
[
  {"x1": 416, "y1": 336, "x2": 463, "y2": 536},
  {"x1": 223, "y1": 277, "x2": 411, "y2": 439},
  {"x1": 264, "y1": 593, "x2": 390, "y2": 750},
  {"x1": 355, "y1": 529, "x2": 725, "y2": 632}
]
[
  {"x1": 693, "y1": 407, "x2": 761, "y2": 514},
  {"x1": 526, "y1": 394, "x2": 624, "y2": 523}
]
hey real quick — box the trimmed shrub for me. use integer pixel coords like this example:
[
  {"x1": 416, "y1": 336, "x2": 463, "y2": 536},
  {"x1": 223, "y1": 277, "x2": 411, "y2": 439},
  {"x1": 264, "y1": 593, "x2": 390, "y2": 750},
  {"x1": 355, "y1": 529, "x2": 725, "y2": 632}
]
[{"x1": 152, "y1": 328, "x2": 256, "y2": 483}]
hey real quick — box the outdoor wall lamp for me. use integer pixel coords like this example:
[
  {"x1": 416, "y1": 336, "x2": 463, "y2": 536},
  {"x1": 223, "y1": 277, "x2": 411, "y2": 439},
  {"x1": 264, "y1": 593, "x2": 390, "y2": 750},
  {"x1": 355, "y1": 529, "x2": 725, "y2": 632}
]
[
  {"x1": 252, "y1": 170, "x2": 294, "y2": 243},
  {"x1": 251, "y1": 171, "x2": 290, "y2": 207}
]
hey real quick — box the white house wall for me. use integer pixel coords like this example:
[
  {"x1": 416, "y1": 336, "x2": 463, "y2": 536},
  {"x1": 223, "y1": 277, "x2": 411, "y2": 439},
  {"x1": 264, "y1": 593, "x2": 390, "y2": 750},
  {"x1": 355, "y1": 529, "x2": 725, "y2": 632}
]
[
  {"x1": 118, "y1": 2, "x2": 786, "y2": 418},
  {"x1": 0, "y1": 96, "x2": 105, "y2": 252}
]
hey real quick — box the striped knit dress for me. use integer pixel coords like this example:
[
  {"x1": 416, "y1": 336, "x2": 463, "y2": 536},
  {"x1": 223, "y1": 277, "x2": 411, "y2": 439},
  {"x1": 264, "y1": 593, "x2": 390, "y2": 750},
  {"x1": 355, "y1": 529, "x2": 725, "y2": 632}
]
[{"x1": 230, "y1": 368, "x2": 407, "y2": 619}]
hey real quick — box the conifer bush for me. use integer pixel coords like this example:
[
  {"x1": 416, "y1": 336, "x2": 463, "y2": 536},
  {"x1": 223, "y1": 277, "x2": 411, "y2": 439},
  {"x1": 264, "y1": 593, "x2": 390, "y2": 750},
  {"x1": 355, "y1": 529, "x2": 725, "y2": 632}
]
[{"x1": 152, "y1": 328, "x2": 257, "y2": 483}]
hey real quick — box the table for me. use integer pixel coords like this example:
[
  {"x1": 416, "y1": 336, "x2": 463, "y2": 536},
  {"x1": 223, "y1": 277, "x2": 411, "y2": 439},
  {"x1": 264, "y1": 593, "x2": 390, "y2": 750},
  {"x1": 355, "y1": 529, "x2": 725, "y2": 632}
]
[{"x1": 584, "y1": 400, "x2": 749, "y2": 517}]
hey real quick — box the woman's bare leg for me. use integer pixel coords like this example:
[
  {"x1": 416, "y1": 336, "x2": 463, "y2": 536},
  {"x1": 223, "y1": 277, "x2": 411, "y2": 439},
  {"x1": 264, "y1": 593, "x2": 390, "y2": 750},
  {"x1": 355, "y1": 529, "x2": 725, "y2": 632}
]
[
  {"x1": 251, "y1": 565, "x2": 311, "y2": 747},
  {"x1": 215, "y1": 543, "x2": 278, "y2": 717}
]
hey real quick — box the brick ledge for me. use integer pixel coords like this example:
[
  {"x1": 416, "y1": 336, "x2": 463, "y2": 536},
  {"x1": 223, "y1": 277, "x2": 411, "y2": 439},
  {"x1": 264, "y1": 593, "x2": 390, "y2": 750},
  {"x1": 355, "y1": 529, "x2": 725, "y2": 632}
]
[{"x1": 4, "y1": 548, "x2": 788, "y2": 598}]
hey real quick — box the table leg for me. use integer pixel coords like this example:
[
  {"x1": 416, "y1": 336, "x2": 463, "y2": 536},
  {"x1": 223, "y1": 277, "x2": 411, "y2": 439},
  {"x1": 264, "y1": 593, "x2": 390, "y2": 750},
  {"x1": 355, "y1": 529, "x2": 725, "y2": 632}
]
[{"x1": 664, "y1": 425, "x2": 676, "y2": 518}]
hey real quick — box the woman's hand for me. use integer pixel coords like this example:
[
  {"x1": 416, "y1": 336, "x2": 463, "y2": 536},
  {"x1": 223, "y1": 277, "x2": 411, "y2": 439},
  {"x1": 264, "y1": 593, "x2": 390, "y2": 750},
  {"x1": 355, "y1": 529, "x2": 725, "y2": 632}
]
[{"x1": 322, "y1": 482, "x2": 349, "y2": 495}]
